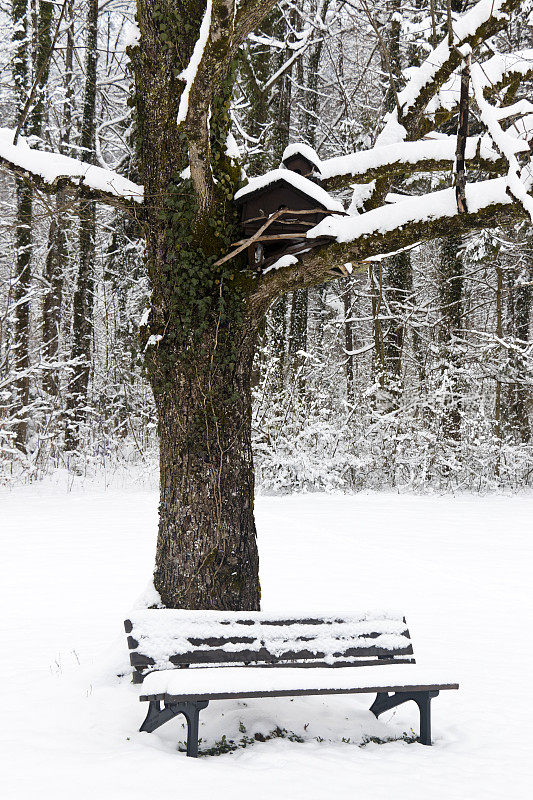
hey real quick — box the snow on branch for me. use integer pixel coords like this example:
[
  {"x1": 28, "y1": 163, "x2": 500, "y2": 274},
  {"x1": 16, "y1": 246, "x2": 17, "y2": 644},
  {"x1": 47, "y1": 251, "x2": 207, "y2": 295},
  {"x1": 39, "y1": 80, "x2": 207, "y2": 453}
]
[
  {"x1": 476, "y1": 49, "x2": 533, "y2": 94},
  {"x1": 376, "y1": 0, "x2": 522, "y2": 145},
  {"x1": 471, "y1": 56, "x2": 533, "y2": 219},
  {"x1": 0, "y1": 128, "x2": 143, "y2": 208},
  {"x1": 320, "y1": 135, "x2": 505, "y2": 189},
  {"x1": 176, "y1": 0, "x2": 213, "y2": 126},
  {"x1": 425, "y1": 50, "x2": 533, "y2": 124},
  {"x1": 261, "y1": 28, "x2": 318, "y2": 93},
  {"x1": 307, "y1": 178, "x2": 514, "y2": 245}
]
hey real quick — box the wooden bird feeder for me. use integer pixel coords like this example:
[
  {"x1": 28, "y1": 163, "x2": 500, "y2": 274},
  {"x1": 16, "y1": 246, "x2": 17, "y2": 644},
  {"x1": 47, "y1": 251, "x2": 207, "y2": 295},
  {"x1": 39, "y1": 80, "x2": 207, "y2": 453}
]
[{"x1": 216, "y1": 145, "x2": 347, "y2": 272}]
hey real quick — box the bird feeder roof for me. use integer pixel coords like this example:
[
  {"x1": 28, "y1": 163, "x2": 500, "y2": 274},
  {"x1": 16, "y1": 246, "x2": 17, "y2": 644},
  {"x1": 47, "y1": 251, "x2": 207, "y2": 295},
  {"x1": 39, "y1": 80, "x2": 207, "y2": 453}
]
[
  {"x1": 234, "y1": 169, "x2": 344, "y2": 213},
  {"x1": 281, "y1": 143, "x2": 322, "y2": 175}
]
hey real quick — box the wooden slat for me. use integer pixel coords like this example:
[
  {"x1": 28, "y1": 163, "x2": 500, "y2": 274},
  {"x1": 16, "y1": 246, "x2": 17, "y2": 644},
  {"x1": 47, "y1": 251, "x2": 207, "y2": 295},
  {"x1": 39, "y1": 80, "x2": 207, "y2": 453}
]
[
  {"x1": 214, "y1": 617, "x2": 408, "y2": 627},
  {"x1": 134, "y1": 657, "x2": 416, "y2": 680},
  {"x1": 187, "y1": 629, "x2": 408, "y2": 645},
  {"x1": 167, "y1": 642, "x2": 413, "y2": 666},
  {"x1": 140, "y1": 682, "x2": 460, "y2": 703},
  {"x1": 187, "y1": 636, "x2": 256, "y2": 647},
  {"x1": 130, "y1": 652, "x2": 155, "y2": 667}
]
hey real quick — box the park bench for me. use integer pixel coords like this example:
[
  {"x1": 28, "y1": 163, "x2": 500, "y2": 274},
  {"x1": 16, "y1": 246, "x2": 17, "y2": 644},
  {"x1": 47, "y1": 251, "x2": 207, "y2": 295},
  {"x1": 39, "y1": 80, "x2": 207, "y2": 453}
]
[{"x1": 124, "y1": 610, "x2": 458, "y2": 757}]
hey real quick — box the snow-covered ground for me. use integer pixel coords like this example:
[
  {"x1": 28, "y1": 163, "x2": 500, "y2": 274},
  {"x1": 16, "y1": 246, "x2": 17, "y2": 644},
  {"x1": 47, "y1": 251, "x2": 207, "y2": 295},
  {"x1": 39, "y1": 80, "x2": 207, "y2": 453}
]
[{"x1": 2, "y1": 487, "x2": 532, "y2": 799}]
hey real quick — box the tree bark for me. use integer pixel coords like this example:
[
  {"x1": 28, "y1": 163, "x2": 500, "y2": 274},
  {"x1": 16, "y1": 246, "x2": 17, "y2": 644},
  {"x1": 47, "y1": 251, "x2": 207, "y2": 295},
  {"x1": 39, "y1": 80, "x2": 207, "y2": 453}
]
[
  {"x1": 152, "y1": 322, "x2": 260, "y2": 609},
  {"x1": 494, "y1": 262, "x2": 503, "y2": 441},
  {"x1": 288, "y1": 288, "x2": 308, "y2": 384},
  {"x1": 381, "y1": 251, "x2": 412, "y2": 412},
  {"x1": 41, "y1": 193, "x2": 68, "y2": 396},
  {"x1": 343, "y1": 281, "x2": 355, "y2": 404},
  {"x1": 42, "y1": 1, "x2": 73, "y2": 397},
  {"x1": 13, "y1": 178, "x2": 32, "y2": 450},
  {"x1": 504, "y1": 260, "x2": 532, "y2": 442}
]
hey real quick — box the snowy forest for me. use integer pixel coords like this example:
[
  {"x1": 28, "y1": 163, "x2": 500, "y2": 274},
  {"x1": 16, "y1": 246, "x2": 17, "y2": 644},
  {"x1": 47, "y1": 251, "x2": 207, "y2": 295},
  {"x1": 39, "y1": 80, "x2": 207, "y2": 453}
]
[{"x1": 0, "y1": 0, "x2": 532, "y2": 493}]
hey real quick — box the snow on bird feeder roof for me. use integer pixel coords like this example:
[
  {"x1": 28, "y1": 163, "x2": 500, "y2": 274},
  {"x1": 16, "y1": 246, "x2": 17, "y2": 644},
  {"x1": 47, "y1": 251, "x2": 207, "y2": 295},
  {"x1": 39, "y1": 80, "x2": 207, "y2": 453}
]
[
  {"x1": 281, "y1": 142, "x2": 323, "y2": 177},
  {"x1": 234, "y1": 168, "x2": 343, "y2": 213}
]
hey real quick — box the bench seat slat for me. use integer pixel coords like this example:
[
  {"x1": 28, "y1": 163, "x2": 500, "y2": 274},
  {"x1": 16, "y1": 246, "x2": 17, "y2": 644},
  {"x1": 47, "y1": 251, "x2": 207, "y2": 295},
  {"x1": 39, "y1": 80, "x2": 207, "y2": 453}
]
[
  {"x1": 141, "y1": 685, "x2": 458, "y2": 702},
  {"x1": 138, "y1": 664, "x2": 459, "y2": 702}
]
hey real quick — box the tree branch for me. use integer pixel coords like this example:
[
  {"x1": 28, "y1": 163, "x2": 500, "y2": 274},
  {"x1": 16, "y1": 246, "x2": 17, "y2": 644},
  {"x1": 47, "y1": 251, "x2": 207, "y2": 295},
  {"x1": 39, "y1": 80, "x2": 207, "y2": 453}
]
[
  {"x1": 246, "y1": 179, "x2": 529, "y2": 318},
  {"x1": 233, "y1": 0, "x2": 280, "y2": 51},
  {"x1": 377, "y1": 0, "x2": 523, "y2": 144},
  {"x1": 321, "y1": 136, "x2": 507, "y2": 190},
  {"x1": 0, "y1": 131, "x2": 143, "y2": 212}
]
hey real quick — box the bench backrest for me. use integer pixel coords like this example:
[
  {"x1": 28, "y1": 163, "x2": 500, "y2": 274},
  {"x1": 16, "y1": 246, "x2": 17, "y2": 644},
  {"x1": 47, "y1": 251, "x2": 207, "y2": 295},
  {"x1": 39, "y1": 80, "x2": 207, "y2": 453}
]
[{"x1": 125, "y1": 610, "x2": 415, "y2": 683}]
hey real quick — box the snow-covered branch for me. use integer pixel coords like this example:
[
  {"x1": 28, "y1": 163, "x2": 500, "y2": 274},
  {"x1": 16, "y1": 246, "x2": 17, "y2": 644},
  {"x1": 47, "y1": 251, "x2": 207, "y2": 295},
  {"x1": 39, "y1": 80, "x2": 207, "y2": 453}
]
[
  {"x1": 247, "y1": 178, "x2": 529, "y2": 316},
  {"x1": 321, "y1": 135, "x2": 506, "y2": 190},
  {"x1": 308, "y1": 178, "x2": 515, "y2": 245},
  {"x1": 377, "y1": 0, "x2": 523, "y2": 145},
  {"x1": 471, "y1": 58, "x2": 533, "y2": 219},
  {"x1": 0, "y1": 128, "x2": 143, "y2": 210}
]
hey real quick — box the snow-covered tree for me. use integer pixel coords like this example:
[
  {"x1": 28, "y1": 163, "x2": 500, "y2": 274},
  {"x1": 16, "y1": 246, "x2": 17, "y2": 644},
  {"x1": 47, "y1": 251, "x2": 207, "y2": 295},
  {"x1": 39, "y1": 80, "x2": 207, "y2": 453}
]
[{"x1": 0, "y1": 0, "x2": 532, "y2": 607}]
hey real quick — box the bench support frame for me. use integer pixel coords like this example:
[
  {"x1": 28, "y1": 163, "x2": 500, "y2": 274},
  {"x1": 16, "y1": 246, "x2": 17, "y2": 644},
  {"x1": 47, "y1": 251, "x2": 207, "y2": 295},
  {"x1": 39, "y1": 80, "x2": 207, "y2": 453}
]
[
  {"x1": 369, "y1": 690, "x2": 439, "y2": 745},
  {"x1": 139, "y1": 688, "x2": 441, "y2": 757},
  {"x1": 140, "y1": 699, "x2": 209, "y2": 757}
]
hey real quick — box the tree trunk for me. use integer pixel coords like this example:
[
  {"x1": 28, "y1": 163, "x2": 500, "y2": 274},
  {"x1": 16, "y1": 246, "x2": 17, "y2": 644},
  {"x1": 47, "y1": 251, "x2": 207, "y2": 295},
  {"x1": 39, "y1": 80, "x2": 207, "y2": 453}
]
[
  {"x1": 288, "y1": 288, "x2": 308, "y2": 383},
  {"x1": 381, "y1": 251, "x2": 412, "y2": 412},
  {"x1": 13, "y1": 178, "x2": 32, "y2": 450},
  {"x1": 12, "y1": 0, "x2": 31, "y2": 451},
  {"x1": 129, "y1": 1, "x2": 261, "y2": 609},
  {"x1": 494, "y1": 262, "x2": 503, "y2": 441},
  {"x1": 151, "y1": 322, "x2": 260, "y2": 610},
  {"x1": 369, "y1": 262, "x2": 386, "y2": 399},
  {"x1": 343, "y1": 281, "x2": 355, "y2": 404},
  {"x1": 438, "y1": 235, "x2": 463, "y2": 441},
  {"x1": 42, "y1": 0, "x2": 73, "y2": 397},
  {"x1": 270, "y1": 294, "x2": 288, "y2": 392},
  {"x1": 505, "y1": 260, "x2": 532, "y2": 442},
  {"x1": 65, "y1": 0, "x2": 98, "y2": 451},
  {"x1": 66, "y1": 198, "x2": 96, "y2": 450},
  {"x1": 41, "y1": 193, "x2": 68, "y2": 396}
]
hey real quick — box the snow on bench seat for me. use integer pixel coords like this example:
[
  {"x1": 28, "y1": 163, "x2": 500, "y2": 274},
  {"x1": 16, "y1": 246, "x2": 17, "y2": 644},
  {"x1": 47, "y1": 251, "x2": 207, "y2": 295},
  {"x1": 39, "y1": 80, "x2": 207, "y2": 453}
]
[{"x1": 140, "y1": 663, "x2": 458, "y2": 701}]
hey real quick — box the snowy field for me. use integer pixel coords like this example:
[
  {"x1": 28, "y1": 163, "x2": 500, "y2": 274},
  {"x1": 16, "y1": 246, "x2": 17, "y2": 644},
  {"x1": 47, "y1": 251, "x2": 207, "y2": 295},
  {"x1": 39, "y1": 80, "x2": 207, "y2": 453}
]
[{"x1": 1, "y1": 487, "x2": 532, "y2": 799}]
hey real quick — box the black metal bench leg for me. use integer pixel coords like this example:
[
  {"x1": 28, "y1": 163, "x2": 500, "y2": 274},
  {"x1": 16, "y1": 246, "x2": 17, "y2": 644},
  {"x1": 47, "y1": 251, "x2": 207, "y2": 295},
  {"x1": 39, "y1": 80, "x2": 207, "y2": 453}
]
[
  {"x1": 369, "y1": 689, "x2": 439, "y2": 745},
  {"x1": 184, "y1": 706, "x2": 200, "y2": 758},
  {"x1": 139, "y1": 699, "x2": 208, "y2": 756},
  {"x1": 369, "y1": 692, "x2": 390, "y2": 717},
  {"x1": 177, "y1": 700, "x2": 209, "y2": 758},
  {"x1": 414, "y1": 691, "x2": 433, "y2": 746}
]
